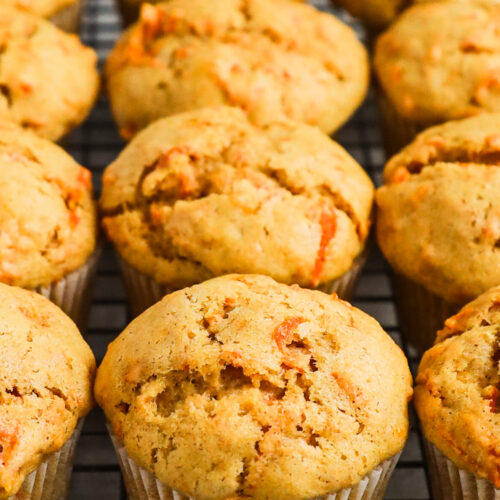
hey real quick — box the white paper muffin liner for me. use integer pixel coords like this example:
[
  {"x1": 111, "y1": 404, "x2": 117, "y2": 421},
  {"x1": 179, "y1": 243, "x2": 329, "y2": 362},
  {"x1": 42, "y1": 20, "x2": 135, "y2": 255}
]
[
  {"x1": 108, "y1": 426, "x2": 400, "y2": 500},
  {"x1": 424, "y1": 441, "x2": 500, "y2": 500},
  {"x1": 118, "y1": 246, "x2": 369, "y2": 318},
  {"x1": 49, "y1": 1, "x2": 82, "y2": 33},
  {"x1": 392, "y1": 273, "x2": 460, "y2": 356},
  {"x1": 35, "y1": 247, "x2": 101, "y2": 331},
  {"x1": 7, "y1": 420, "x2": 83, "y2": 500}
]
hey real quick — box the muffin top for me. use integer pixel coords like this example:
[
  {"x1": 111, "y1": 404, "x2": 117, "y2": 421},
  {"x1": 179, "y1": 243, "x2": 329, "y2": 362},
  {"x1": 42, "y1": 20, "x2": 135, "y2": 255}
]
[
  {"x1": 95, "y1": 274, "x2": 412, "y2": 500},
  {"x1": 100, "y1": 106, "x2": 374, "y2": 290},
  {"x1": 376, "y1": 113, "x2": 500, "y2": 304},
  {"x1": 0, "y1": 121, "x2": 97, "y2": 289},
  {"x1": 374, "y1": 2, "x2": 500, "y2": 126},
  {"x1": 415, "y1": 285, "x2": 500, "y2": 486},
  {"x1": 0, "y1": 283, "x2": 95, "y2": 498},
  {"x1": 105, "y1": 0, "x2": 369, "y2": 139},
  {"x1": 1, "y1": 0, "x2": 77, "y2": 18},
  {"x1": 0, "y1": 6, "x2": 99, "y2": 141}
]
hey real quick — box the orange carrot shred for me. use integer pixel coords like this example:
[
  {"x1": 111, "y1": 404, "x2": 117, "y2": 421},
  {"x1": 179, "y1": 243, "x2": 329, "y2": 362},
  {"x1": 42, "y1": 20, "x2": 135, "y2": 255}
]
[
  {"x1": 272, "y1": 317, "x2": 305, "y2": 354},
  {"x1": 311, "y1": 206, "x2": 336, "y2": 286}
]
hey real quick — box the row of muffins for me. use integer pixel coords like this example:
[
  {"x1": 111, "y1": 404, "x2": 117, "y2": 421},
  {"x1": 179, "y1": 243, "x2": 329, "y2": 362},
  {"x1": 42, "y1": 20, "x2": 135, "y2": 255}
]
[
  {"x1": 7, "y1": 0, "x2": 500, "y2": 147},
  {"x1": 1, "y1": 257, "x2": 498, "y2": 499},
  {"x1": 0, "y1": 0, "x2": 370, "y2": 141},
  {"x1": 4, "y1": 102, "x2": 498, "y2": 352},
  {"x1": 0, "y1": 0, "x2": 498, "y2": 498},
  {"x1": 0, "y1": 104, "x2": 498, "y2": 498}
]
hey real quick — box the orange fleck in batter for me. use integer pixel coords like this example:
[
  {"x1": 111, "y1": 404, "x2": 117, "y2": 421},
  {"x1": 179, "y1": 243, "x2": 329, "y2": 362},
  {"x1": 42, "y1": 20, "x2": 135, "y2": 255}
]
[{"x1": 311, "y1": 205, "x2": 336, "y2": 286}]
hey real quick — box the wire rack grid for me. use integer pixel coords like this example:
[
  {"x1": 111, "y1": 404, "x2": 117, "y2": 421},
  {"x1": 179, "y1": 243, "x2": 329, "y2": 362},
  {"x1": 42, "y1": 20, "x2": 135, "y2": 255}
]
[{"x1": 64, "y1": 0, "x2": 432, "y2": 498}]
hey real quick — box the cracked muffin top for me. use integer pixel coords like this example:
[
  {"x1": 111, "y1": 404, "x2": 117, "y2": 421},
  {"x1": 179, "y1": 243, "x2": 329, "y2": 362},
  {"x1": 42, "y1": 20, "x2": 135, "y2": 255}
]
[
  {"x1": 376, "y1": 113, "x2": 500, "y2": 305},
  {"x1": 0, "y1": 283, "x2": 95, "y2": 499},
  {"x1": 0, "y1": 0, "x2": 77, "y2": 19},
  {"x1": 95, "y1": 274, "x2": 412, "y2": 500},
  {"x1": 100, "y1": 106, "x2": 374, "y2": 290},
  {"x1": 0, "y1": 6, "x2": 98, "y2": 141},
  {"x1": 415, "y1": 285, "x2": 500, "y2": 486},
  {"x1": 105, "y1": 0, "x2": 369, "y2": 139},
  {"x1": 374, "y1": 3, "x2": 500, "y2": 126},
  {"x1": 0, "y1": 121, "x2": 97, "y2": 289}
]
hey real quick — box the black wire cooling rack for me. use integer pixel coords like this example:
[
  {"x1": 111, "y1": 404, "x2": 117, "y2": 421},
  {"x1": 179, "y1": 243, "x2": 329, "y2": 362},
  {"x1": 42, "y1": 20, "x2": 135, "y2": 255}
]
[{"x1": 64, "y1": 0, "x2": 432, "y2": 497}]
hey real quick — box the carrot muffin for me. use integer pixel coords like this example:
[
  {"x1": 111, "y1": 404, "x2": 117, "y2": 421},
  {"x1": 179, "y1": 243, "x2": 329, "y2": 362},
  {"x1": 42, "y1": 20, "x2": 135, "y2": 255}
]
[
  {"x1": 0, "y1": 121, "x2": 99, "y2": 328},
  {"x1": 95, "y1": 274, "x2": 413, "y2": 500},
  {"x1": 0, "y1": 283, "x2": 95, "y2": 499},
  {"x1": 376, "y1": 113, "x2": 500, "y2": 353},
  {"x1": 0, "y1": 6, "x2": 99, "y2": 141},
  {"x1": 2, "y1": 0, "x2": 82, "y2": 31},
  {"x1": 106, "y1": 0, "x2": 369, "y2": 140},
  {"x1": 100, "y1": 106, "x2": 374, "y2": 315},
  {"x1": 374, "y1": 2, "x2": 500, "y2": 154},
  {"x1": 414, "y1": 286, "x2": 500, "y2": 499}
]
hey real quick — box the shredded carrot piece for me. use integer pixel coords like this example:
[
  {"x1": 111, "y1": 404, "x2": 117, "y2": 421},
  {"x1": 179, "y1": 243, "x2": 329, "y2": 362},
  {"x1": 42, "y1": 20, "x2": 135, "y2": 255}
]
[
  {"x1": 272, "y1": 317, "x2": 305, "y2": 354},
  {"x1": 69, "y1": 211, "x2": 81, "y2": 228},
  {"x1": 485, "y1": 386, "x2": 499, "y2": 413},
  {"x1": 391, "y1": 166, "x2": 411, "y2": 184},
  {"x1": 311, "y1": 205, "x2": 336, "y2": 286},
  {"x1": 18, "y1": 82, "x2": 32, "y2": 94},
  {"x1": 77, "y1": 167, "x2": 92, "y2": 189},
  {"x1": 0, "y1": 427, "x2": 18, "y2": 465}
]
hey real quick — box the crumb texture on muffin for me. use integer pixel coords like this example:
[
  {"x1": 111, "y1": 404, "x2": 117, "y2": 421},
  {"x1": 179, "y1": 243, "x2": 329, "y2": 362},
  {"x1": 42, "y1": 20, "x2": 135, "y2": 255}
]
[
  {"x1": 0, "y1": 0, "x2": 77, "y2": 18},
  {"x1": 106, "y1": 0, "x2": 369, "y2": 138},
  {"x1": 95, "y1": 274, "x2": 412, "y2": 500},
  {"x1": 0, "y1": 121, "x2": 97, "y2": 289},
  {"x1": 0, "y1": 7, "x2": 98, "y2": 140},
  {"x1": 375, "y1": 3, "x2": 500, "y2": 125},
  {"x1": 376, "y1": 114, "x2": 500, "y2": 304},
  {"x1": 100, "y1": 106, "x2": 374, "y2": 290},
  {"x1": 0, "y1": 284, "x2": 95, "y2": 498},
  {"x1": 414, "y1": 285, "x2": 500, "y2": 487}
]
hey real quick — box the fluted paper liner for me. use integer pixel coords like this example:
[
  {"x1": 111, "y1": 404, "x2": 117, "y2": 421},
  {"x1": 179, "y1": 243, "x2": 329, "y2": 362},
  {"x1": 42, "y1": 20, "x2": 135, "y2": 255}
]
[
  {"x1": 49, "y1": 2, "x2": 82, "y2": 33},
  {"x1": 392, "y1": 273, "x2": 460, "y2": 356},
  {"x1": 7, "y1": 420, "x2": 83, "y2": 500},
  {"x1": 109, "y1": 426, "x2": 400, "y2": 500},
  {"x1": 376, "y1": 87, "x2": 430, "y2": 157},
  {"x1": 35, "y1": 247, "x2": 101, "y2": 331},
  {"x1": 118, "y1": 246, "x2": 369, "y2": 318},
  {"x1": 425, "y1": 441, "x2": 500, "y2": 500}
]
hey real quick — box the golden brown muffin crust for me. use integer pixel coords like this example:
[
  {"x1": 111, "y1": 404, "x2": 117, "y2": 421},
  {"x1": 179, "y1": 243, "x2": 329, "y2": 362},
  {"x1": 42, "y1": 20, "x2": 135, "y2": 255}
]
[
  {"x1": 0, "y1": 7, "x2": 99, "y2": 141},
  {"x1": 415, "y1": 286, "x2": 500, "y2": 486},
  {"x1": 376, "y1": 114, "x2": 500, "y2": 304},
  {"x1": 0, "y1": 284, "x2": 95, "y2": 498},
  {"x1": 375, "y1": 3, "x2": 500, "y2": 126},
  {"x1": 95, "y1": 274, "x2": 412, "y2": 500},
  {"x1": 0, "y1": 121, "x2": 97, "y2": 289},
  {"x1": 106, "y1": 0, "x2": 369, "y2": 139},
  {"x1": 100, "y1": 106, "x2": 374, "y2": 290}
]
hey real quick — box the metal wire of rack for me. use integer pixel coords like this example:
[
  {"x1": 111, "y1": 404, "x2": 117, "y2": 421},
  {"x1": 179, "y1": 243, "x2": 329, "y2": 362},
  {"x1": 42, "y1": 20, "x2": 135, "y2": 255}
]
[{"x1": 64, "y1": 0, "x2": 432, "y2": 497}]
